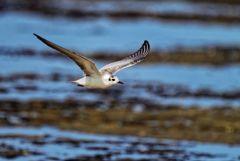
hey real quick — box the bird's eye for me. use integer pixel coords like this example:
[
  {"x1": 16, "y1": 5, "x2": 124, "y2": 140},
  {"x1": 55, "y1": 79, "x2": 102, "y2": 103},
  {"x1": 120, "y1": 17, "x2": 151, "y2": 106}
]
[
  {"x1": 108, "y1": 78, "x2": 111, "y2": 81},
  {"x1": 112, "y1": 79, "x2": 115, "y2": 81}
]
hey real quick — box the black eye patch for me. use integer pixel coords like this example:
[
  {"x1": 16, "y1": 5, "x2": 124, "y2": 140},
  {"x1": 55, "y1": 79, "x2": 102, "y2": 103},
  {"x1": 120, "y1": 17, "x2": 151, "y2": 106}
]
[{"x1": 112, "y1": 79, "x2": 115, "y2": 81}]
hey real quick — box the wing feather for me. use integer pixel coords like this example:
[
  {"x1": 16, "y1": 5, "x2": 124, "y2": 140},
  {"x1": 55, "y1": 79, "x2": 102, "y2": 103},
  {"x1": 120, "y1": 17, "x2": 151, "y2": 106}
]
[
  {"x1": 100, "y1": 40, "x2": 150, "y2": 74},
  {"x1": 33, "y1": 33, "x2": 100, "y2": 76}
]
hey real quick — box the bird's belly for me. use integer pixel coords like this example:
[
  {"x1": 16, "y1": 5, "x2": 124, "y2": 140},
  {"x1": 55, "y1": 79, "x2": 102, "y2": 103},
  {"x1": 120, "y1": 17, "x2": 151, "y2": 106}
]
[{"x1": 85, "y1": 77, "x2": 108, "y2": 89}]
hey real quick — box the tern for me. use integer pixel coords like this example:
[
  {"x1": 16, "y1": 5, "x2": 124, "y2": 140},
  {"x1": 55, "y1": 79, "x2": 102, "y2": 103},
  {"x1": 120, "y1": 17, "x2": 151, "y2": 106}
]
[{"x1": 33, "y1": 33, "x2": 150, "y2": 89}]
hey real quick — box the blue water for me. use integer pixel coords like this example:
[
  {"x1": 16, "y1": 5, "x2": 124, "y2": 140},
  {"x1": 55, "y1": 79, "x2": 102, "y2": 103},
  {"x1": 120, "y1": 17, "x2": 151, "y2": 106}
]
[
  {"x1": 1, "y1": 54, "x2": 240, "y2": 92},
  {"x1": 1, "y1": 13, "x2": 240, "y2": 53}
]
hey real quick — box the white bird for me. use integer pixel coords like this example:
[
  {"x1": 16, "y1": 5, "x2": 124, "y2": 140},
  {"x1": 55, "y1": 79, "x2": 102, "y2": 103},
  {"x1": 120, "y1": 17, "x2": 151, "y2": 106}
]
[{"x1": 33, "y1": 33, "x2": 150, "y2": 89}]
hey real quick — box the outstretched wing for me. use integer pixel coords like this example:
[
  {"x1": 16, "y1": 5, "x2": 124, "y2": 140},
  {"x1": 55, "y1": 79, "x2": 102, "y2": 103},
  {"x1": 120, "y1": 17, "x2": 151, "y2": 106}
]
[
  {"x1": 33, "y1": 33, "x2": 100, "y2": 76},
  {"x1": 100, "y1": 40, "x2": 150, "y2": 75}
]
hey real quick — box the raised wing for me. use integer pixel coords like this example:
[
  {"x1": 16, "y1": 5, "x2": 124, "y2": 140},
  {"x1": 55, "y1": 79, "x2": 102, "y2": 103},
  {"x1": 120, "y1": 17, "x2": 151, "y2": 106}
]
[
  {"x1": 33, "y1": 33, "x2": 100, "y2": 76},
  {"x1": 100, "y1": 40, "x2": 150, "y2": 75}
]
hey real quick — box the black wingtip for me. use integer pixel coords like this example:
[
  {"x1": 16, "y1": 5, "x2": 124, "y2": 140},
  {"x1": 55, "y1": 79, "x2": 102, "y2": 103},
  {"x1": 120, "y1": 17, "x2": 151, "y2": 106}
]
[
  {"x1": 33, "y1": 33, "x2": 38, "y2": 37},
  {"x1": 33, "y1": 33, "x2": 50, "y2": 46},
  {"x1": 144, "y1": 40, "x2": 149, "y2": 45},
  {"x1": 33, "y1": 33, "x2": 43, "y2": 40},
  {"x1": 143, "y1": 40, "x2": 150, "y2": 49}
]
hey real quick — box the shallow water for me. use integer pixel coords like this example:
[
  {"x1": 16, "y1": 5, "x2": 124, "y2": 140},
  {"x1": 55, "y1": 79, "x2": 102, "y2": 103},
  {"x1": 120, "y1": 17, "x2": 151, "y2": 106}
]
[
  {"x1": 1, "y1": 13, "x2": 240, "y2": 53},
  {"x1": 0, "y1": 54, "x2": 240, "y2": 107},
  {"x1": 1, "y1": 54, "x2": 240, "y2": 92},
  {"x1": 0, "y1": 126, "x2": 239, "y2": 161}
]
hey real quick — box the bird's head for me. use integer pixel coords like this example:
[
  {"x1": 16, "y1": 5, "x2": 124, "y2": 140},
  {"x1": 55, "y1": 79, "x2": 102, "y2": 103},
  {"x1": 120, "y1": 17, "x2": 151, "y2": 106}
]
[{"x1": 105, "y1": 75, "x2": 124, "y2": 86}]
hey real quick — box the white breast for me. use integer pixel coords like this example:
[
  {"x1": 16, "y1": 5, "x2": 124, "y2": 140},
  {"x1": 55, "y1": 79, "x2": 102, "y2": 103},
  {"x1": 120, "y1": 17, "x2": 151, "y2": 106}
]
[{"x1": 85, "y1": 76, "x2": 110, "y2": 89}]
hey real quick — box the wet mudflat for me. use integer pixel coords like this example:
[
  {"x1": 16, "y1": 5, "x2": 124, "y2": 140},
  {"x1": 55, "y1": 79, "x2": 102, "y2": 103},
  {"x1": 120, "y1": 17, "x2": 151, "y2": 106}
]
[
  {"x1": 0, "y1": 126, "x2": 239, "y2": 161},
  {"x1": 1, "y1": 102, "x2": 240, "y2": 144}
]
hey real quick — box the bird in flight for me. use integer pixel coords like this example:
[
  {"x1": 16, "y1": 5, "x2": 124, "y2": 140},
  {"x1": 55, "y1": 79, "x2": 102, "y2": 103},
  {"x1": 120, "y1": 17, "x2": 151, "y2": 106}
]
[{"x1": 33, "y1": 33, "x2": 150, "y2": 89}]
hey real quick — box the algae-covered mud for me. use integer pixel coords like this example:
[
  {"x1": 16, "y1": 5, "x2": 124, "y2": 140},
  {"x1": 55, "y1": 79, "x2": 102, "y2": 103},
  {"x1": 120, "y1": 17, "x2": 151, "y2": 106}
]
[
  {"x1": 1, "y1": 0, "x2": 240, "y2": 160},
  {"x1": 1, "y1": 103, "x2": 240, "y2": 144}
]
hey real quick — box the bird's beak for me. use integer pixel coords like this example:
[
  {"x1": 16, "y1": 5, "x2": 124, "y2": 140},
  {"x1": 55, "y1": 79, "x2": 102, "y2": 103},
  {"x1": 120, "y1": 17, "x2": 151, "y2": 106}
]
[{"x1": 118, "y1": 81, "x2": 124, "y2": 84}]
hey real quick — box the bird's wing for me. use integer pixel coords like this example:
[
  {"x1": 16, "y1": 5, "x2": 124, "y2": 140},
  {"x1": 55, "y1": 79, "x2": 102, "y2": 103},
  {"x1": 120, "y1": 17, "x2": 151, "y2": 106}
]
[
  {"x1": 100, "y1": 40, "x2": 150, "y2": 75},
  {"x1": 33, "y1": 33, "x2": 100, "y2": 76}
]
